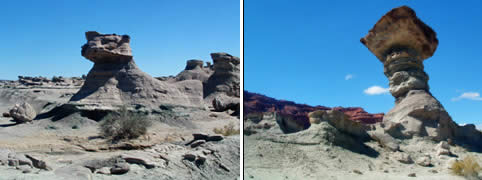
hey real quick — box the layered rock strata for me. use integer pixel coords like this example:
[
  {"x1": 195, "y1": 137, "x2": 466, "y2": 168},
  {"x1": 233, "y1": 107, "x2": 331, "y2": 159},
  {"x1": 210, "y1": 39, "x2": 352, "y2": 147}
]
[
  {"x1": 175, "y1": 60, "x2": 212, "y2": 82},
  {"x1": 360, "y1": 6, "x2": 476, "y2": 143},
  {"x1": 68, "y1": 31, "x2": 204, "y2": 111},
  {"x1": 204, "y1": 53, "x2": 240, "y2": 101}
]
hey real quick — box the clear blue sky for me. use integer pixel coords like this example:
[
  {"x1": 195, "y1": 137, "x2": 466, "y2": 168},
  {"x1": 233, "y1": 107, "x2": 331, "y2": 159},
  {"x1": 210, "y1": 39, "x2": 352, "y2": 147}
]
[
  {"x1": 0, "y1": 0, "x2": 239, "y2": 80},
  {"x1": 245, "y1": 0, "x2": 482, "y2": 127}
]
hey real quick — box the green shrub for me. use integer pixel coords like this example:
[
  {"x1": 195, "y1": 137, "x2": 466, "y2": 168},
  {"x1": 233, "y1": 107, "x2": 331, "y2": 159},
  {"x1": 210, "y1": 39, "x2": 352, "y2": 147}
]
[
  {"x1": 99, "y1": 107, "x2": 152, "y2": 142},
  {"x1": 451, "y1": 155, "x2": 481, "y2": 178},
  {"x1": 213, "y1": 122, "x2": 240, "y2": 136}
]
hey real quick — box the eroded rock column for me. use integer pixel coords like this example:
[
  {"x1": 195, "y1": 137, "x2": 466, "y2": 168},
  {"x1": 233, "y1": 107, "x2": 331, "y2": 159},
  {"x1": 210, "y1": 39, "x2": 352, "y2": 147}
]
[{"x1": 361, "y1": 6, "x2": 457, "y2": 140}]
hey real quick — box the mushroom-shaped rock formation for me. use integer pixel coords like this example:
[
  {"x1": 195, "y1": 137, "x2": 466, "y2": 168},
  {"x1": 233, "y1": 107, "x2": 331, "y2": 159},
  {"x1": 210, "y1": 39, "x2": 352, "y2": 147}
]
[
  {"x1": 68, "y1": 31, "x2": 204, "y2": 112},
  {"x1": 204, "y1": 52, "x2": 240, "y2": 105},
  {"x1": 175, "y1": 59, "x2": 212, "y2": 82},
  {"x1": 361, "y1": 6, "x2": 459, "y2": 141},
  {"x1": 362, "y1": 7, "x2": 482, "y2": 149}
]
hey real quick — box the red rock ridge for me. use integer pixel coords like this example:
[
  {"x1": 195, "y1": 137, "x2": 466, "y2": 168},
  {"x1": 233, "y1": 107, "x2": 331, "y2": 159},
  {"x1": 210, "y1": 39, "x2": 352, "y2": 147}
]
[{"x1": 244, "y1": 91, "x2": 384, "y2": 126}]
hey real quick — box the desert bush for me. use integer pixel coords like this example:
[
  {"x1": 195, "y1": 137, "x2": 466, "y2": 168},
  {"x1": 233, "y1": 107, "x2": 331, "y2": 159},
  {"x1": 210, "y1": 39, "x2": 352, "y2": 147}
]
[
  {"x1": 213, "y1": 122, "x2": 240, "y2": 136},
  {"x1": 451, "y1": 155, "x2": 481, "y2": 178},
  {"x1": 99, "y1": 107, "x2": 152, "y2": 142}
]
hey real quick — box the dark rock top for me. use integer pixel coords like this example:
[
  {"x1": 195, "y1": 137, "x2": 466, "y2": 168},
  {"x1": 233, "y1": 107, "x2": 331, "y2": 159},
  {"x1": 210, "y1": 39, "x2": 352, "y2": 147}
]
[
  {"x1": 81, "y1": 31, "x2": 132, "y2": 63},
  {"x1": 360, "y1": 6, "x2": 438, "y2": 62}
]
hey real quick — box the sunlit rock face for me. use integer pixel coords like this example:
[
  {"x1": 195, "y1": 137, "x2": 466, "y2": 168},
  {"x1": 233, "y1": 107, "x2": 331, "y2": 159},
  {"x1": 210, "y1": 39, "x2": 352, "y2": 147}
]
[
  {"x1": 361, "y1": 6, "x2": 459, "y2": 141},
  {"x1": 69, "y1": 31, "x2": 204, "y2": 112}
]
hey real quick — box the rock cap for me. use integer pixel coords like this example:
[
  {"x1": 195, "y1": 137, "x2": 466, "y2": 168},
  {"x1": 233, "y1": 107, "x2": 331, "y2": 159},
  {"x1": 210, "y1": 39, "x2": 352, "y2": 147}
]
[
  {"x1": 81, "y1": 31, "x2": 132, "y2": 63},
  {"x1": 360, "y1": 6, "x2": 438, "y2": 62}
]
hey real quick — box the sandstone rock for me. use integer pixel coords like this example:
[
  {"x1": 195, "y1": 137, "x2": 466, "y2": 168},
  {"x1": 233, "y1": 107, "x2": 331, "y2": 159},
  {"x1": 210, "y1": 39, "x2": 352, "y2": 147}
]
[
  {"x1": 204, "y1": 52, "x2": 240, "y2": 101},
  {"x1": 68, "y1": 31, "x2": 204, "y2": 113},
  {"x1": 455, "y1": 124, "x2": 482, "y2": 148},
  {"x1": 436, "y1": 148, "x2": 450, "y2": 156},
  {"x1": 207, "y1": 135, "x2": 223, "y2": 142},
  {"x1": 276, "y1": 112, "x2": 307, "y2": 134},
  {"x1": 436, "y1": 141, "x2": 450, "y2": 150},
  {"x1": 368, "y1": 132, "x2": 399, "y2": 152},
  {"x1": 54, "y1": 165, "x2": 92, "y2": 180},
  {"x1": 309, "y1": 110, "x2": 369, "y2": 139},
  {"x1": 394, "y1": 152, "x2": 413, "y2": 164},
  {"x1": 14, "y1": 154, "x2": 32, "y2": 167},
  {"x1": 383, "y1": 90, "x2": 457, "y2": 140},
  {"x1": 110, "y1": 162, "x2": 130, "y2": 175},
  {"x1": 212, "y1": 94, "x2": 240, "y2": 112},
  {"x1": 360, "y1": 6, "x2": 437, "y2": 62},
  {"x1": 193, "y1": 133, "x2": 209, "y2": 141},
  {"x1": 361, "y1": 6, "x2": 460, "y2": 142},
  {"x1": 120, "y1": 153, "x2": 156, "y2": 169},
  {"x1": 416, "y1": 155, "x2": 431, "y2": 167},
  {"x1": 190, "y1": 140, "x2": 206, "y2": 148},
  {"x1": 176, "y1": 59, "x2": 211, "y2": 82},
  {"x1": 183, "y1": 153, "x2": 196, "y2": 161},
  {"x1": 25, "y1": 154, "x2": 51, "y2": 170},
  {"x1": 2, "y1": 112, "x2": 10, "y2": 117},
  {"x1": 96, "y1": 167, "x2": 111, "y2": 174},
  {"x1": 82, "y1": 157, "x2": 124, "y2": 172},
  {"x1": 8, "y1": 158, "x2": 19, "y2": 166},
  {"x1": 9, "y1": 102, "x2": 36, "y2": 123},
  {"x1": 195, "y1": 154, "x2": 207, "y2": 165},
  {"x1": 435, "y1": 141, "x2": 451, "y2": 156}
]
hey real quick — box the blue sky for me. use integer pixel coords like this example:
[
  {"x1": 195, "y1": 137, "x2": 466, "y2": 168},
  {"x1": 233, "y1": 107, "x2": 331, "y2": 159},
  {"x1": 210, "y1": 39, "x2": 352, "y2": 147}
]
[
  {"x1": 245, "y1": 0, "x2": 482, "y2": 127},
  {"x1": 0, "y1": 0, "x2": 239, "y2": 80}
]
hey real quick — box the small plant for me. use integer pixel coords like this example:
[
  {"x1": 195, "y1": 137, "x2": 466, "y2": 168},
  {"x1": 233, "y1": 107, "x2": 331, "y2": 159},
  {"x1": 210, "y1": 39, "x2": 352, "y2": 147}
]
[
  {"x1": 99, "y1": 107, "x2": 152, "y2": 142},
  {"x1": 451, "y1": 155, "x2": 481, "y2": 178},
  {"x1": 213, "y1": 122, "x2": 240, "y2": 136}
]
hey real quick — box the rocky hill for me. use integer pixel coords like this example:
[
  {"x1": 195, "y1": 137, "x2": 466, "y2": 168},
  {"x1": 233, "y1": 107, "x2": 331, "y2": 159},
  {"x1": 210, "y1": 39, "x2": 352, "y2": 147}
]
[{"x1": 244, "y1": 90, "x2": 384, "y2": 128}]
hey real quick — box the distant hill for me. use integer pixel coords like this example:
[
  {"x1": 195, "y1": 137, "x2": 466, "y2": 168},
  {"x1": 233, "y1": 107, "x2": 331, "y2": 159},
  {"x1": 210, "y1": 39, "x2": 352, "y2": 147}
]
[{"x1": 243, "y1": 90, "x2": 384, "y2": 127}]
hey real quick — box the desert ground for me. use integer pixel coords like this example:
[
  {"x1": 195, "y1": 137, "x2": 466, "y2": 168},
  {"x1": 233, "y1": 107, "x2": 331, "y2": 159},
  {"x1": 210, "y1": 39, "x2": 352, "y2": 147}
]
[{"x1": 0, "y1": 31, "x2": 240, "y2": 180}]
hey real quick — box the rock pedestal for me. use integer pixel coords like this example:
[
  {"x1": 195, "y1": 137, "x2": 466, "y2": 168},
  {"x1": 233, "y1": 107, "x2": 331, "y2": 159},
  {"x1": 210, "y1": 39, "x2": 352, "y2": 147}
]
[
  {"x1": 361, "y1": 6, "x2": 457, "y2": 140},
  {"x1": 204, "y1": 53, "x2": 240, "y2": 100},
  {"x1": 68, "y1": 31, "x2": 204, "y2": 111},
  {"x1": 175, "y1": 59, "x2": 211, "y2": 82}
]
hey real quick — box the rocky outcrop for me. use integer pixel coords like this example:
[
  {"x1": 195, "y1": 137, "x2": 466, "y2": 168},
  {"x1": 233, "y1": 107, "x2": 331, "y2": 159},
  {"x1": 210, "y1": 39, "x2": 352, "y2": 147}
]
[
  {"x1": 9, "y1": 102, "x2": 36, "y2": 123},
  {"x1": 204, "y1": 53, "x2": 240, "y2": 101},
  {"x1": 212, "y1": 94, "x2": 240, "y2": 113},
  {"x1": 244, "y1": 91, "x2": 384, "y2": 129},
  {"x1": 176, "y1": 60, "x2": 212, "y2": 82},
  {"x1": 308, "y1": 110, "x2": 369, "y2": 140},
  {"x1": 68, "y1": 31, "x2": 204, "y2": 112},
  {"x1": 360, "y1": 6, "x2": 461, "y2": 141}
]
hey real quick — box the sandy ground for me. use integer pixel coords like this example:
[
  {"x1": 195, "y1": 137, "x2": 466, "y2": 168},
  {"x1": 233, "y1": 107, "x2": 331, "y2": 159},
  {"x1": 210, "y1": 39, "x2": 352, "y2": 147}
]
[
  {"x1": 243, "y1": 116, "x2": 481, "y2": 180},
  {"x1": 0, "y1": 87, "x2": 240, "y2": 179}
]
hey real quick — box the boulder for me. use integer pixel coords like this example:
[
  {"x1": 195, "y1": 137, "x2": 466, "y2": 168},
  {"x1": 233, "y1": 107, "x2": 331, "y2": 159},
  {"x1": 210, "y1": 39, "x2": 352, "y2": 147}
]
[
  {"x1": 110, "y1": 162, "x2": 129, "y2": 175},
  {"x1": 25, "y1": 154, "x2": 51, "y2": 170},
  {"x1": 212, "y1": 94, "x2": 240, "y2": 112},
  {"x1": 393, "y1": 152, "x2": 413, "y2": 164},
  {"x1": 416, "y1": 155, "x2": 431, "y2": 167},
  {"x1": 120, "y1": 153, "x2": 157, "y2": 169},
  {"x1": 9, "y1": 102, "x2": 36, "y2": 123}
]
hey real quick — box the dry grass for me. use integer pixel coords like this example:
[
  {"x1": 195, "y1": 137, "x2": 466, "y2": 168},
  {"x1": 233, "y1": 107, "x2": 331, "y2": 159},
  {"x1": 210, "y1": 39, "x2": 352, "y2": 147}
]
[
  {"x1": 99, "y1": 107, "x2": 152, "y2": 142},
  {"x1": 213, "y1": 122, "x2": 240, "y2": 136},
  {"x1": 451, "y1": 155, "x2": 481, "y2": 178}
]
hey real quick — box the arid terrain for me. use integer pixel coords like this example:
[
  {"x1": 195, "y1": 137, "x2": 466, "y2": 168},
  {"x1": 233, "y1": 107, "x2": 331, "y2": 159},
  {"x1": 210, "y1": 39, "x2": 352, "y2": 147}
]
[
  {"x1": 244, "y1": 6, "x2": 481, "y2": 180},
  {"x1": 0, "y1": 32, "x2": 240, "y2": 180}
]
